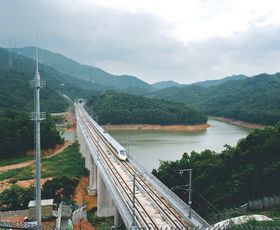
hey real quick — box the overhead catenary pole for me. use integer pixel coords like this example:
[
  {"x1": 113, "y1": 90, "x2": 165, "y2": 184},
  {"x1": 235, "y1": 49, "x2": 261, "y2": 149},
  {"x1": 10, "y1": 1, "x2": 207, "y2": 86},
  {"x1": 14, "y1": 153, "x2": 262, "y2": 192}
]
[{"x1": 180, "y1": 169, "x2": 192, "y2": 218}]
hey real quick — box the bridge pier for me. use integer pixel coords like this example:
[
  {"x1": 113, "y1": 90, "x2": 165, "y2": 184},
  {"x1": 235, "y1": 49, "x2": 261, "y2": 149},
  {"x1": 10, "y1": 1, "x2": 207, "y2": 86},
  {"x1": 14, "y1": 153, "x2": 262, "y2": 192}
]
[
  {"x1": 97, "y1": 171, "x2": 115, "y2": 217},
  {"x1": 85, "y1": 149, "x2": 91, "y2": 170},
  {"x1": 77, "y1": 123, "x2": 83, "y2": 155},
  {"x1": 88, "y1": 157, "x2": 97, "y2": 196},
  {"x1": 79, "y1": 136, "x2": 87, "y2": 158},
  {"x1": 113, "y1": 207, "x2": 121, "y2": 227}
]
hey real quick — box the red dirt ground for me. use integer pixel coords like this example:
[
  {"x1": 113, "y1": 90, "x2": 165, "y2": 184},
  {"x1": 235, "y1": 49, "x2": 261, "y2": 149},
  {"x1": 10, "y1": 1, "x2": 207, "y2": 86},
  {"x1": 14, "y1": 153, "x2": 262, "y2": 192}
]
[{"x1": 74, "y1": 177, "x2": 97, "y2": 210}]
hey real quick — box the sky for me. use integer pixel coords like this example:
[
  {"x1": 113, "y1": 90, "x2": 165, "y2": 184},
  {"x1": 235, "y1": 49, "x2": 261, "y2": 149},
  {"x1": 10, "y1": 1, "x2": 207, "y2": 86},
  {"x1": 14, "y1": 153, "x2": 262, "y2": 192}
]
[{"x1": 1, "y1": 0, "x2": 280, "y2": 84}]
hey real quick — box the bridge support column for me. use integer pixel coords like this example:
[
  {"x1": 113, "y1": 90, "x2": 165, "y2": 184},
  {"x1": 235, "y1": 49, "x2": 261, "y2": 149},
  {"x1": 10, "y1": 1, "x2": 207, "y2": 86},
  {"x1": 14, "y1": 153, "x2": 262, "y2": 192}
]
[
  {"x1": 88, "y1": 157, "x2": 97, "y2": 196},
  {"x1": 113, "y1": 207, "x2": 121, "y2": 227},
  {"x1": 79, "y1": 135, "x2": 87, "y2": 157},
  {"x1": 97, "y1": 171, "x2": 115, "y2": 217},
  {"x1": 85, "y1": 149, "x2": 91, "y2": 170}
]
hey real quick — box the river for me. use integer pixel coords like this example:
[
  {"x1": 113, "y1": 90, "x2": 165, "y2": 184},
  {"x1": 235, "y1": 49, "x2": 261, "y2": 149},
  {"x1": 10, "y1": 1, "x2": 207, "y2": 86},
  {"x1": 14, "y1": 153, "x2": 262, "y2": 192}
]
[{"x1": 110, "y1": 119, "x2": 252, "y2": 171}]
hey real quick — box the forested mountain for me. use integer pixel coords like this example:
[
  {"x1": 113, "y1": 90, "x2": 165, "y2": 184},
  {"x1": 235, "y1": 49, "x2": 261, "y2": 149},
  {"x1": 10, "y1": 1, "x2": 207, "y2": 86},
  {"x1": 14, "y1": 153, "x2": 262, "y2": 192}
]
[
  {"x1": 193, "y1": 74, "x2": 248, "y2": 87},
  {"x1": 12, "y1": 47, "x2": 155, "y2": 93},
  {"x1": 150, "y1": 73, "x2": 280, "y2": 125},
  {"x1": 152, "y1": 80, "x2": 181, "y2": 89},
  {"x1": 0, "y1": 48, "x2": 96, "y2": 112},
  {"x1": 7, "y1": 46, "x2": 280, "y2": 125},
  {"x1": 153, "y1": 122, "x2": 280, "y2": 221},
  {"x1": 86, "y1": 91, "x2": 207, "y2": 125}
]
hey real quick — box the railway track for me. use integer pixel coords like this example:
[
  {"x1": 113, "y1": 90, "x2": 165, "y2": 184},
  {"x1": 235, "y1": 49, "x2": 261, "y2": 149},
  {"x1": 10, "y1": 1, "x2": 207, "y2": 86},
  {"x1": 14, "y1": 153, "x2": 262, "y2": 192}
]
[
  {"x1": 77, "y1": 106, "x2": 192, "y2": 229},
  {"x1": 79, "y1": 110, "x2": 159, "y2": 228}
]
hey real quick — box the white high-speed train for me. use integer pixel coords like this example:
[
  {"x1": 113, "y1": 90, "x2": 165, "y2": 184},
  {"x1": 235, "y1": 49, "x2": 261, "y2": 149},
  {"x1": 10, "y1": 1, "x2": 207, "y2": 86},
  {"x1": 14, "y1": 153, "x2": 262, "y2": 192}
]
[
  {"x1": 102, "y1": 132, "x2": 127, "y2": 161},
  {"x1": 84, "y1": 109, "x2": 127, "y2": 161}
]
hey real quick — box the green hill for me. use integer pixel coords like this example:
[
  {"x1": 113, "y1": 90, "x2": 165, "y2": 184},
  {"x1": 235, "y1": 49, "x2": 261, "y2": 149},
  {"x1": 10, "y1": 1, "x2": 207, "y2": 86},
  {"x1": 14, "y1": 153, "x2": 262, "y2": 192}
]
[
  {"x1": 152, "y1": 80, "x2": 181, "y2": 90},
  {"x1": 153, "y1": 122, "x2": 280, "y2": 221},
  {"x1": 150, "y1": 73, "x2": 280, "y2": 125},
  {"x1": 0, "y1": 48, "x2": 97, "y2": 113},
  {"x1": 193, "y1": 74, "x2": 248, "y2": 87},
  {"x1": 86, "y1": 91, "x2": 207, "y2": 125},
  {"x1": 12, "y1": 47, "x2": 155, "y2": 93}
]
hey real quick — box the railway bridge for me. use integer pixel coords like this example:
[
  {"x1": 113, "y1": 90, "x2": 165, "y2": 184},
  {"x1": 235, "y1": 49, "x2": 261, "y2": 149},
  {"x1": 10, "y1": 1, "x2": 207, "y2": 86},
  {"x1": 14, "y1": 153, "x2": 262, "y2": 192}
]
[{"x1": 76, "y1": 103, "x2": 209, "y2": 229}]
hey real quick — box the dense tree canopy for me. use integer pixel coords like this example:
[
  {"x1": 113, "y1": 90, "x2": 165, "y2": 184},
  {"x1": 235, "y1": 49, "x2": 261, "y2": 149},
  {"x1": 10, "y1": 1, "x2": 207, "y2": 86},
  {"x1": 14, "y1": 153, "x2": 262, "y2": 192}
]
[
  {"x1": 0, "y1": 110, "x2": 63, "y2": 160},
  {"x1": 42, "y1": 176, "x2": 79, "y2": 204},
  {"x1": 0, "y1": 48, "x2": 97, "y2": 113},
  {"x1": 0, "y1": 186, "x2": 34, "y2": 211},
  {"x1": 86, "y1": 91, "x2": 207, "y2": 125},
  {"x1": 150, "y1": 73, "x2": 280, "y2": 125},
  {"x1": 153, "y1": 122, "x2": 280, "y2": 220}
]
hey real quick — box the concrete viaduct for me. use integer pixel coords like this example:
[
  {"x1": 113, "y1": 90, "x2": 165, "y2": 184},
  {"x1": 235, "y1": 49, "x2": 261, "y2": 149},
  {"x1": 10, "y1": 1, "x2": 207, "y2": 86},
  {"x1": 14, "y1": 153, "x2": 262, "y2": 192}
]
[{"x1": 76, "y1": 103, "x2": 209, "y2": 229}]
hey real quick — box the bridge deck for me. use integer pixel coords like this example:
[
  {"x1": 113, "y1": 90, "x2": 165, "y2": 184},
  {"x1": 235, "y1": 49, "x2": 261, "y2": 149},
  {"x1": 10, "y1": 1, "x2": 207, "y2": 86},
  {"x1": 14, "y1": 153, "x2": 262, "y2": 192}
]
[{"x1": 76, "y1": 104, "x2": 208, "y2": 229}]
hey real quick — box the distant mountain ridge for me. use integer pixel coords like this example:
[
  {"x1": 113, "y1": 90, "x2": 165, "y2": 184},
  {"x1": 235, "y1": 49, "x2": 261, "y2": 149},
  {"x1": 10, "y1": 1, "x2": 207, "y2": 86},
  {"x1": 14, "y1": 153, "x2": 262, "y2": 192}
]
[
  {"x1": 11, "y1": 47, "x2": 154, "y2": 93},
  {"x1": 0, "y1": 48, "x2": 96, "y2": 112},
  {"x1": 149, "y1": 73, "x2": 280, "y2": 125},
  {"x1": 152, "y1": 80, "x2": 181, "y2": 89},
  {"x1": 8, "y1": 46, "x2": 280, "y2": 125},
  {"x1": 193, "y1": 74, "x2": 248, "y2": 87}
]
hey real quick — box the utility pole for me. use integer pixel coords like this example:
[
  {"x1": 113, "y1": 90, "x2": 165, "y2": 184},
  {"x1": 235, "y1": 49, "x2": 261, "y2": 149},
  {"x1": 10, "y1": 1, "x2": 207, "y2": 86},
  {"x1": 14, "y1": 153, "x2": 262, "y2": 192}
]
[
  {"x1": 30, "y1": 45, "x2": 45, "y2": 225},
  {"x1": 180, "y1": 169, "x2": 192, "y2": 218}
]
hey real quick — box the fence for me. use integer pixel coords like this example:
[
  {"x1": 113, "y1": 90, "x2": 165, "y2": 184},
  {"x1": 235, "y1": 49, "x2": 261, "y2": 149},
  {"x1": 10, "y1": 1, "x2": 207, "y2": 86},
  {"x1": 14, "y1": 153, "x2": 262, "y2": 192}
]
[
  {"x1": 247, "y1": 195, "x2": 280, "y2": 211},
  {"x1": 71, "y1": 205, "x2": 87, "y2": 225},
  {"x1": 220, "y1": 195, "x2": 280, "y2": 220},
  {"x1": 0, "y1": 221, "x2": 56, "y2": 229}
]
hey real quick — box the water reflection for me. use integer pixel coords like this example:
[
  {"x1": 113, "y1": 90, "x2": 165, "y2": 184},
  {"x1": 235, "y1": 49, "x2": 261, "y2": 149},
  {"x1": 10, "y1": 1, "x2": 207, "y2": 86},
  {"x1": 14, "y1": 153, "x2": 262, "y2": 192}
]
[{"x1": 110, "y1": 120, "x2": 252, "y2": 171}]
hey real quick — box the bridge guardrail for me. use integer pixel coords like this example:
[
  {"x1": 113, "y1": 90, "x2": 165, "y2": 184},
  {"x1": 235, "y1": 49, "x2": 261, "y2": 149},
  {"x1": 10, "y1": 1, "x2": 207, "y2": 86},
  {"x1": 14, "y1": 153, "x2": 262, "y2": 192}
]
[
  {"x1": 76, "y1": 108, "x2": 135, "y2": 228},
  {"x1": 128, "y1": 156, "x2": 210, "y2": 228},
  {"x1": 77, "y1": 105, "x2": 208, "y2": 228}
]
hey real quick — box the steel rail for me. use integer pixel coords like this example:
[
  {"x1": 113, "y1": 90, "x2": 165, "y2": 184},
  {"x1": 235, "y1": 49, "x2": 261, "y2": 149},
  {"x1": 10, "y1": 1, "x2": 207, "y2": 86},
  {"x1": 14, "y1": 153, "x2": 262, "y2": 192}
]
[
  {"x1": 78, "y1": 109, "x2": 159, "y2": 229},
  {"x1": 81, "y1": 113, "x2": 159, "y2": 229},
  {"x1": 122, "y1": 160, "x2": 191, "y2": 229},
  {"x1": 80, "y1": 106, "x2": 190, "y2": 228}
]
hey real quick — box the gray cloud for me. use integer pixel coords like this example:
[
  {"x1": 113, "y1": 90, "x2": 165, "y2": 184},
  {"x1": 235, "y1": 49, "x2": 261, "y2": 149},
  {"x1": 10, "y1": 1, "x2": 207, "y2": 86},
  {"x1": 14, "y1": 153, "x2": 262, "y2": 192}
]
[{"x1": 1, "y1": 0, "x2": 280, "y2": 84}]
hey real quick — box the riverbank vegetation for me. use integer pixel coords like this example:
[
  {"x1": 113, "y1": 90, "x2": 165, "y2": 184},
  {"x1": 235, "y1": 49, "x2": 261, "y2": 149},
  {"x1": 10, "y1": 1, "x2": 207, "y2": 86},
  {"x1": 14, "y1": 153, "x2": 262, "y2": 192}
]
[
  {"x1": 152, "y1": 122, "x2": 280, "y2": 222},
  {"x1": 0, "y1": 110, "x2": 63, "y2": 160},
  {"x1": 86, "y1": 91, "x2": 207, "y2": 125}
]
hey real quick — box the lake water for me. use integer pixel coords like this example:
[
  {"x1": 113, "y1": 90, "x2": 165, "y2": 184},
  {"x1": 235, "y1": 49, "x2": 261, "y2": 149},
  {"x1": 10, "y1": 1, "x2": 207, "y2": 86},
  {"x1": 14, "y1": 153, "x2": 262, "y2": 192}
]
[{"x1": 110, "y1": 119, "x2": 252, "y2": 171}]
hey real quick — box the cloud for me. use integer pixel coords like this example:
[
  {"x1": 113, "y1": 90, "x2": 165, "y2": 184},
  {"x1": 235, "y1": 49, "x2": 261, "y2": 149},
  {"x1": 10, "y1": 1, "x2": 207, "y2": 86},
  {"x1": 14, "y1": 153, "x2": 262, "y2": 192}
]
[{"x1": 0, "y1": 0, "x2": 280, "y2": 84}]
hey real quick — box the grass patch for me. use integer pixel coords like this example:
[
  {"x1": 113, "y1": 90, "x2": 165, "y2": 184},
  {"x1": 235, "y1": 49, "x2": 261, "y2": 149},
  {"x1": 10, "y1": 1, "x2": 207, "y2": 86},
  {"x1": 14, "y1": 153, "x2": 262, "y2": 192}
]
[
  {"x1": 266, "y1": 207, "x2": 280, "y2": 220},
  {"x1": 87, "y1": 208, "x2": 114, "y2": 228},
  {"x1": 0, "y1": 143, "x2": 87, "y2": 181},
  {"x1": 0, "y1": 156, "x2": 33, "y2": 167},
  {"x1": 0, "y1": 167, "x2": 33, "y2": 181},
  {"x1": 41, "y1": 143, "x2": 88, "y2": 179}
]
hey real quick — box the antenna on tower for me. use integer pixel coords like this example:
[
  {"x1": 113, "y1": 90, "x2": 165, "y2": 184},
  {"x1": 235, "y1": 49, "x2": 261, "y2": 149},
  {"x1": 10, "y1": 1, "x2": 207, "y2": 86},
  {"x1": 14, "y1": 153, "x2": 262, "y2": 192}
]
[
  {"x1": 30, "y1": 35, "x2": 46, "y2": 225},
  {"x1": 8, "y1": 39, "x2": 12, "y2": 68},
  {"x1": 36, "y1": 47, "x2": 38, "y2": 73}
]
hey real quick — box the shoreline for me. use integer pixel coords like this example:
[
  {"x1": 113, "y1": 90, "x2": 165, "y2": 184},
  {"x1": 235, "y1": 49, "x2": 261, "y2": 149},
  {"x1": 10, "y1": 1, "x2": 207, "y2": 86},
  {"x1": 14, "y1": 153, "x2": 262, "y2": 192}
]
[
  {"x1": 101, "y1": 123, "x2": 211, "y2": 131},
  {"x1": 210, "y1": 117, "x2": 266, "y2": 129}
]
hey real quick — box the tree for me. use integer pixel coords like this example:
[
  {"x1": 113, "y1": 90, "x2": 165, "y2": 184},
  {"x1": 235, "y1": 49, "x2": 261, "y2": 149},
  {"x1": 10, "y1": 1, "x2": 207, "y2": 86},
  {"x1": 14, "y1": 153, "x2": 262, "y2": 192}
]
[
  {"x1": 42, "y1": 176, "x2": 79, "y2": 203},
  {"x1": 0, "y1": 186, "x2": 34, "y2": 211}
]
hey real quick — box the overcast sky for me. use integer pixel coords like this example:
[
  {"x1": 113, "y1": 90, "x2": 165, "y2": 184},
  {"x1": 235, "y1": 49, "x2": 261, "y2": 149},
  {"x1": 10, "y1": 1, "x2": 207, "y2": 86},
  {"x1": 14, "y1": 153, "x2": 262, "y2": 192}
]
[{"x1": 1, "y1": 0, "x2": 280, "y2": 84}]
